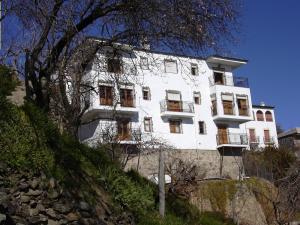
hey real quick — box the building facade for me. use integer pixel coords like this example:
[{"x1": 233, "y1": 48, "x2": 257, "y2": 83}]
[
  {"x1": 78, "y1": 38, "x2": 278, "y2": 154},
  {"x1": 278, "y1": 128, "x2": 300, "y2": 157}
]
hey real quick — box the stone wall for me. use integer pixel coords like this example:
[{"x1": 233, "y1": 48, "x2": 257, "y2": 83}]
[
  {"x1": 125, "y1": 149, "x2": 243, "y2": 180},
  {"x1": 0, "y1": 163, "x2": 133, "y2": 225}
]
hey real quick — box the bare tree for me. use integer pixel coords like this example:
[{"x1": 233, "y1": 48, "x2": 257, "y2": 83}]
[{"x1": 1, "y1": 0, "x2": 240, "y2": 135}]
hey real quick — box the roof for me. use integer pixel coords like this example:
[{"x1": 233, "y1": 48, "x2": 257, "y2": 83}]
[
  {"x1": 278, "y1": 128, "x2": 300, "y2": 139},
  {"x1": 86, "y1": 37, "x2": 248, "y2": 65},
  {"x1": 206, "y1": 55, "x2": 248, "y2": 69},
  {"x1": 252, "y1": 104, "x2": 275, "y2": 109}
]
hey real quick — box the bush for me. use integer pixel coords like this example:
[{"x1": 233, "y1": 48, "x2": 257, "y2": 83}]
[
  {"x1": 0, "y1": 65, "x2": 18, "y2": 97},
  {"x1": 0, "y1": 98, "x2": 55, "y2": 171}
]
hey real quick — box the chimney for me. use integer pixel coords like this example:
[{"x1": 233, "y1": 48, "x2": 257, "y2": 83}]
[{"x1": 260, "y1": 101, "x2": 265, "y2": 106}]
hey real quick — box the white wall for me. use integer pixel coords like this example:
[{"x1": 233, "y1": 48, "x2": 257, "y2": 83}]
[
  {"x1": 79, "y1": 45, "x2": 277, "y2": 151},
  {"x1": 241, "y1": 107, "x2": 278, "y2": 148}
]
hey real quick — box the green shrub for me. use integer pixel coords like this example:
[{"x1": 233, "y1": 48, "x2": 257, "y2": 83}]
[
  {"x1": 0, "y1": 65, "x2": 18, "y2": 97},
  {"x1": 0, "y1": 98, "x2": 54, "y2": 171}
]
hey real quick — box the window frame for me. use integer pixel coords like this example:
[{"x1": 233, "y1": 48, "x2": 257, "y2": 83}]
[
  {"x1": 265, "y1": 111, "x2": 273, "y2": 122},
  {"x1": 164, "y1": 59, "x2": 178, "y2": 73},
  {"x1": 140, "y1": 57, "x2": 149, "y2": 70},
  {"x1": 107, "y1": 57, "x2": 122, "y2": 73},
  {"x1": 99, "y1": 85, "x2": 113, "y2": 106},
  {"x1": 193, "y1": 92, "x2": 201, "y2": 105},
  {"x1": 191, "y1": 63, "x2": 198, "y2": 76},
  {"x1": 198, "y1": 121, "x2": 206, "y2": 134},
  {"x1": 169, "y1": 119, "x2": 182, "y2": 134},
  {"x1": 256, "y1": 110, "x2": 264, "y2": 121},
  {"x1": 144, "y1": 117, "x2": 153, "y2": 132},
  {"x1": 142, "y1": 87, "x2": 151, "y2": 100}
]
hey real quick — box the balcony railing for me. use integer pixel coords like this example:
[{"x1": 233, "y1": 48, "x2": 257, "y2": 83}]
[
  {"x1": 120, "y1": 99, "x2": 135, "y2": 107},
  {"x1": 249, "y1": 136, "x2": 260, "y2": 144},
  {"x1": 264, "y1": 137, "x2": 276, "y2": 145},
  {"x1": 217, "y1": 133, "x2": 248, "y2": 146},
  {"x1": 160, "y1": 100, "x2": 194, "y2": 113},
  {"x1": 238, "y1": 108, "x2": 249, "y2": 116},
  {"x1": 209, "y1": 75, "x2": 249, "y2": 88},
  {"x1": 101, "y1": 128, "x2": 142, "y2": 142}
]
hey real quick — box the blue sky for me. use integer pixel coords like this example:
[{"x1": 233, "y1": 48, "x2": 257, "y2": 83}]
[{"x1": 230, "y1": 0, "x2": 300, "y2": 130}]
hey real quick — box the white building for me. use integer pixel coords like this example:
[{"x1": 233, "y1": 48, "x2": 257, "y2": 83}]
[{"x1": 78, "y1": 38, "x2": 278, "y2": 154}]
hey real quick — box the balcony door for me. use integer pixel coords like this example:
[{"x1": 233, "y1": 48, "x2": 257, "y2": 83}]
[
  {"x1": 117, "y1": 120, "x2": 131, "y2": 140},
  {"x1": 237, "y1": 97, "x2": 248, "y2": 116},
  {"x1": 249, "y1": 129, "x2": 256, "y2": 143},
  {"x1": 222, "y1": 94, "x2": 234, "y2": 115},
  {"x1": 166, "y1": 91, "x2": 182, "y2": 112},
  {"x1": 264, "y1": 129, "x2": 270, "y2": 143},
  {"x1": 214, "y1": 72, "x2": 225, "y2": 85},
  {"x1": 218, "y1": 126, "x2": 228, "y2": 144},
  {"x1": 100, "y1": 85, "x2": 113, "y2": 105},
  {"x1": 120, "y1": 88, "x2": 134, "y2": 107}
]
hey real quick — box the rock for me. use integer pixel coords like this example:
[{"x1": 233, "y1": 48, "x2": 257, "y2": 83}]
[
  {"x1": 45, "y1": 208, "x2": 57, "y2": 219},
  {"x1": 37, "y1": 203, "x2": 46, "y2": 212},
  {"x1": 65, "y1": 212, "x2": 79, "y2": 222},
  {"x1": 81, "y1": 211, "x2": 91, "y2": 218},
  {"x1": 58, "y1": 219, "x2": 69, "y2": 225},
  {"x1": 47, "y1": 219, "x2": 59, "y2": 225},
  {"x1": 53, "y1": 203, "x2": 72, "y2": 214},
  {"x1": 29, "y1": 207, "x2": 40, "y2": 216},
  {"x1": 20, "y1": 195, "x2": 30, "y2": 203},
  {"x1": 19, "y1": 182, "x2": 29, "y2": 191},
  {"x1": 0, "y1": 214, "x2": 6, "y2": 223},
  {"x1": 28, "y1": 215, "x2": 47, "y2": 224},
  {"x1": 30, "y1": 200, "x2": 38, "y2": 208},
  {"x1": 48, "y1": 190, "x2": 60, "y2": 199},
  {"x1": 79, "y1": 201, "x2": 90, "y2": 211},
  {"x1": 0, "y1": 192, "x2": 9, "y2": 204},
  {"x1": 30, "y1": 179, "x2": 39, "y2": 189},
  {"x1": 26, "y1": 189, "x2": 43, "y2": 196},
  {"x1": 49, "y1": 178, "x2": 56, "y2": 189}
]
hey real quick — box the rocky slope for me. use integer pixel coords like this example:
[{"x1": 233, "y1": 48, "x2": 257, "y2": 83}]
[{"x1": 0, "y1": 163, "x2": 133, "y2": 225}]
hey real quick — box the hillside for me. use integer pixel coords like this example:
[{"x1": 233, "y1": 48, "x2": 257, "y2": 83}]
[{"x1": 0, "y1": 79, "x2": 236, "y2": 225}]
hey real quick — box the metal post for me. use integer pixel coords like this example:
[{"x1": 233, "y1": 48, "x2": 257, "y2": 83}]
[{"x1": 158, "y1": 148, "x2": 165, "y2": 217}]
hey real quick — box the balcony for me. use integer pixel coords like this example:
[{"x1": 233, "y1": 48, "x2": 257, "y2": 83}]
[
  {"x1": 216, "y1": 133, "x2": 249, "y2": 147},
  {"x1": 264, "y1": 137, "x2": 276, "y2": 146},
  {"x1": 209, "y1": 75, "x2": 249, "y2": 88},
  {"x1": 101, "y1": 128, "x2": 142, "y2": 144},
  {"x1": 160, "y1": 100, "x2": 194, "y2": 118}
]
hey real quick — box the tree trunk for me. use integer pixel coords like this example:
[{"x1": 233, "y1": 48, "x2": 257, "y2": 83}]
[{"x1": 158, "y1": 149, "x2": 165, "y2": 217}]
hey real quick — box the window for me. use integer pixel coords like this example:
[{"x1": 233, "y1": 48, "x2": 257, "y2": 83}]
[
  {"x1": 166, "y1": 91, "x2": 182, "y2": 111},
  {"x1": 193, "y1": 92, "x2": 201, "y2": 105},
  {"x1": 222, "y1": 94, "x2": 234, "y2": 115},
  {"x1": 120, "y1": 88, "x2": 134, "y2": 107},
  {"x1": 256, "y1": 110, "x2": 264, "y2": 121},
  {"x1": 211, "y1": 94, "x2": 217, "y2": 115},
  {"x1": 164, "y1": 59, "x2": 178, "y2": 73},
  {"x1": 265, "y1": 111, "x2": 273, "y2": 122},
  {"x1": 249, "y1": 129, "x2": 257, "y2": 143},
  {"x1": 107, "y1": 57, "x2": 122, "y2": 73},
  {"x1": 198, "y1": 121, "x2": 206, "y2": 134},
  {"x1": 237, "y1": 96, "x2": 249, "y2": 116},
  {"x1": 214, "y1": 71, "x2": 225, "y2": 85},
  {"x1": 140, "y1": 57, "x2": 149, "y2": 69},
  {"x1": 169, "y1": 120, "x2": 182, "y2": 133},
  {"x1": 142, "y1": 87, "x2": 151, "y2": 100},
  {"x1": 191, "y1": 63, "x2": 198, "y2": 76},
  {"x1": 117, "y1": 120, "x2": 131, "y2": 140},
  {"x1": 264, "y1": 129, "x2": 271, "y2": 143},
  {"x1": 99, "y1": 85, "x2": 113, "y2": 105},
  {"x1": 144, "y1": 117, "x2": 153, "y2": 132}
]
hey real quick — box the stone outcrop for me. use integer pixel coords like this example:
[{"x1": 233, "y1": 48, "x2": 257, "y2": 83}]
[{"x1": 0, "y1": 163, "x2": 133, "y2": 225}]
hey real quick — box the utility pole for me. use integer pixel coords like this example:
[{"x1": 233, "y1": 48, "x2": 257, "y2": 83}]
[{"x1": 158, "y1": 148, "x2": 165, "y2": 217}]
